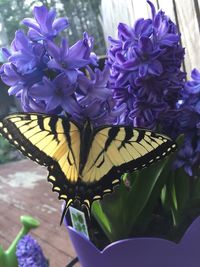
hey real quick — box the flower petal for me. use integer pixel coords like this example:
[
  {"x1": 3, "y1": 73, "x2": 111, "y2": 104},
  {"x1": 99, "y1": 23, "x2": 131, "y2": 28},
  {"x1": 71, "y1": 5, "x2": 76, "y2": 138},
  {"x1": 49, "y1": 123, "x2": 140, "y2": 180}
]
[
  {"x1": 148, "y1": 60, "x2": 163, "y2": 75},
  {"x1": 22, "y1": 18, "x2": 41, "y2": 32},
  {"x1": 34, "y1": 6, "x2": 48, "y2": 29},
  {"x1": 46, "y1": 40, "x2": 61, "y2": 61},
  {"x1": 53, "y1": 18, "x2": 69, "y2": 32}
]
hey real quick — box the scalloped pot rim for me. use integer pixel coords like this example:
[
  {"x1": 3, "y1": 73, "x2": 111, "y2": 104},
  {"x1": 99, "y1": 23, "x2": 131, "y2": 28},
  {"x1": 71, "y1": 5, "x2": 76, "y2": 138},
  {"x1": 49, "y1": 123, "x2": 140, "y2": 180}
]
[
  {"x1": 67, "y1": 216, "x2": 200, "y2": 267},
  {"x1": 67, "y1": 215, "x2": 200, "y2": 253},
  {"x1": 68, "y1": 226, "x2": 176, "y2": 253}
]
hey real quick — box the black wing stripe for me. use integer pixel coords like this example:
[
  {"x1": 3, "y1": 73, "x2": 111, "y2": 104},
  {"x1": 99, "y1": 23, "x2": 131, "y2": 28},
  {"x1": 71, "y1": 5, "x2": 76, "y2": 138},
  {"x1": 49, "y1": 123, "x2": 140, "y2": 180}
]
[
  {"x1": 49, "y1": 116, "x2": 57, "y2": 133},
  {"x1": 124, "y1": 127, "x2": 134, "y2": 142},
  {"x1": 90, "y1": 128, "x2": 120, "y2": 169},
  {"x1": 104, "y1": 127, "x2": 120, "y2": 151},
  {"x1": 38, "y1": 115, "x2": 45, "y2": 131},
  {"x1": 62, "y1": 119, "x2": 77, "y2": 170},
  {"x1": 48, "y1": 116, "x2": 59, "y2": 142}
]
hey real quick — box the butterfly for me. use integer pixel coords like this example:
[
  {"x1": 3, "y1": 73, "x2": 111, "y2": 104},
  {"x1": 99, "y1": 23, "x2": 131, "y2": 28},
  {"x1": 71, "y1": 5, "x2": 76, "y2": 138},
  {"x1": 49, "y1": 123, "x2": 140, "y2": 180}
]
[{"x1": 0, "y1": 112, "x2": 176, "y2": 220}]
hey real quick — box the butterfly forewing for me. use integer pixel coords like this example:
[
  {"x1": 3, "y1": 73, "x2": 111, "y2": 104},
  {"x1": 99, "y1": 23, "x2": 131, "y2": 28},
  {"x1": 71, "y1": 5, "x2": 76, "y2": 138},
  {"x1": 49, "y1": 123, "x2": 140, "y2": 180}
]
[
  {"x1": 0, "y1": 113, "x2": 80, "y2": 183},
  {"x1": 81, "y1": 126, "x2": 176, "y2": 183}
]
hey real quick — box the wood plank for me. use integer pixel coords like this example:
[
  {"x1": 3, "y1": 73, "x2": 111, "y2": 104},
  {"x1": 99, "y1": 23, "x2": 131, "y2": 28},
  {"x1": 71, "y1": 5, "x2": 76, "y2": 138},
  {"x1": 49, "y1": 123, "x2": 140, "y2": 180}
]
[
  {"x1": 171, "y1": 0, "x2": 200, "y2": 75},
  {"x1": 157, "y1": 0, "x2": 176, "y2": 22},
  {"x1": 0, "y1": 160, "x2": 80, "y2": 266},
  {"x1": 194, "y1": 0, "x2": 200, "y2": 31},
  {"x1": 130, "y1": 0, "x2": 150, "y2": 21},
  {"x1": 0, "y1": 204, "x2": 76, "y2": 256}
]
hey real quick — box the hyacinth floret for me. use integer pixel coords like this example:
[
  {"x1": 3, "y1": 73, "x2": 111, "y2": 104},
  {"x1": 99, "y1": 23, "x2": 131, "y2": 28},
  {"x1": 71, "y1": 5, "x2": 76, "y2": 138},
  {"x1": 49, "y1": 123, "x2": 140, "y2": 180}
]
[{"x1": 16, "y1": 234, "x2": 48, "y2": 267}]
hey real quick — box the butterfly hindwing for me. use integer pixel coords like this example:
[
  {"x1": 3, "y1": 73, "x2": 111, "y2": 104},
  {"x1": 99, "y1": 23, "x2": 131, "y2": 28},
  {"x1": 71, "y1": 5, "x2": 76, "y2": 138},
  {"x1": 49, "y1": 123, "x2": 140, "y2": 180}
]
[{"x1": 47, "y1": 163, "x2": 114, "y2": 210}]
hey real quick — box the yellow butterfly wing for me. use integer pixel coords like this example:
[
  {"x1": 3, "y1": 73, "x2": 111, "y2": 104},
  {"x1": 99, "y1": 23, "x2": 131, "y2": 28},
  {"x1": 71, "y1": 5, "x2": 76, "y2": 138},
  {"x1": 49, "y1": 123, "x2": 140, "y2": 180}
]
[
  {"x1": 81, "y1": 126, "x2": 176, "y2": 188},
  {"x1": 0, "y1": 113, "x2": 80, "y2": 195}
]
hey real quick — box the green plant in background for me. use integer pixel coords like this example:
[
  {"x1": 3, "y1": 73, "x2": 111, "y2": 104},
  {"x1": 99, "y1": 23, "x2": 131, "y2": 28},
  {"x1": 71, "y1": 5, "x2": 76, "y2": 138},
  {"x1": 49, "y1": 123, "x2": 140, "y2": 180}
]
[
  {"x1": 0, "y1": 136, "x2": 15, "y2": 164},
  {"x1": 0, "y1": 0, "x2": 105, "y2": 55},
  {"x1": 0, "y1": 136, "x2": 21, "y2": 164}
]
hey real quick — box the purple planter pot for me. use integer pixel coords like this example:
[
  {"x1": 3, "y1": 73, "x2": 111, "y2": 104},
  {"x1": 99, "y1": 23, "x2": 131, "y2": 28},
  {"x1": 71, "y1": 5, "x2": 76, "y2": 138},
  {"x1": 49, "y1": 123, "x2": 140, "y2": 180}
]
[{"x1": 66, "y1": 216, "x2": 200, "y2": 267}]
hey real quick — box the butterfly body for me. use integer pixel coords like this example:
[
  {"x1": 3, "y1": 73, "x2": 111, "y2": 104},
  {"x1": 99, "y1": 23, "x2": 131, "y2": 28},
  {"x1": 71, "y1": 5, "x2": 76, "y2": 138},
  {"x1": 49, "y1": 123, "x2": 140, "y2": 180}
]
[
  {"x1": 79, "y1": 119, "x2": 95, "y2": 174},
  {"x1": 0, "y1": 113, "x2": 177, "y2": 214}
]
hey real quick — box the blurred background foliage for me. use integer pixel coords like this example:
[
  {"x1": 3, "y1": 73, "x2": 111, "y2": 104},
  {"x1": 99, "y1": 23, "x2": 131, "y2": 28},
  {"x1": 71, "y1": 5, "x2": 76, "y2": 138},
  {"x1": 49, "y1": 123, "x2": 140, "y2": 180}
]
[
  {"x1": 0, "y1": 135, "x2": 22, "y2": 164},
  {"x1": 0, "y1": 0, "x2": 105, "y2": 54},
  {"x1": 0, "y1": 0, "x2": 105, "y2": 164}
]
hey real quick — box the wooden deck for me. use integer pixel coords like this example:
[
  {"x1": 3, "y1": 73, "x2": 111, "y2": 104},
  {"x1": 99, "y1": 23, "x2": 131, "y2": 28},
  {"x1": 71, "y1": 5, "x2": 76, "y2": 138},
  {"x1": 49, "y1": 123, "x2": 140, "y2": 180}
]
[{"x1": 0, "y1": 160, "x2": 80, "y2": 267}]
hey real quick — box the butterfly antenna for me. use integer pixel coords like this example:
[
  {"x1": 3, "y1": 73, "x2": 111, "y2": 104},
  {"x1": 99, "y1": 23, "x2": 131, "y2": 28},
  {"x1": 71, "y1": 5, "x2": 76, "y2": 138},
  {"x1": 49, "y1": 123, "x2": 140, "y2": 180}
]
[
  {"x1": 60, "y1": 205, "x2": 67, "y2": 225},
  {"x1": 82, "y1": 202, "x2": 91, "y2": 221},
  {"x1": 60, "y1": 201, "x2": 72, "y2": 225}
]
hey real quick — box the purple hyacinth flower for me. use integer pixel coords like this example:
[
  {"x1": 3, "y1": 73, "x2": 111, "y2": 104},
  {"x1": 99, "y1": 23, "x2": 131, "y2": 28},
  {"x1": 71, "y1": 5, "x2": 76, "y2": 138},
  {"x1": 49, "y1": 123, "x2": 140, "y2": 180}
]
[
  {"x1": 76, "y1": 95, "x2": 126, "y2": 127},
  {"x1": 191, "y1": 68, "x2": 200, "y2": 81},
  {"x1": 153, "y1": 10, "x2": 180, "y2": 46},
  {"x1": 128, "y1": 99, "x2": 167, "y2": 129},
  {"x1": 76, "y1": 63, "x2": 125, "y2": 126},
  {"x1": 0, "y1": 63, "x2": 22, "y2": 90},
  {"x1": 47, "y1": 33, "x2": 97, "y2": 84},
  {"x1": 185, "y1": 69, "x2": 200, "y2": 94},
  {"x1": 16, "y1": 234, "x2": 48, "y2": 267},
  {"x1": 173, "y1": 68, "x2": 200, "y2": 176},
  {"x1": 78, "y1": 64, "x2": 111, "y2": 106},
  {"x1": 173, "y1": 140, "x2": 200, "y2": 176},
  {"x1": 0, "y1": 61, "x2": 45, "y2": 99},
  {"x1": 9, "y1": 30, "x2": 47, "y2": 74},
  {"x1": 107, "y1": 0, "x2": 185, "y2": 131},
  {"x1": 122, "y1": 36, "x2": 163, "y2": 77},
  {"x1": 117, "y1": 19, "x2": 152, "y2": 46},
  {"x1": 0, "y1": 4, "x2": 100, "y2": 120},
  {"x1": 20, "y1": 87, "x2": 49, "y2": 113},
  {"x1": 22, "y1": 5, "x2": 69, "y2": 40},
  {"x1": 147, "y1": 0, "x2": 180, "y2": 48},
  {"x1": 29, "y1": 73, "x2": 81, "y2": 115}
]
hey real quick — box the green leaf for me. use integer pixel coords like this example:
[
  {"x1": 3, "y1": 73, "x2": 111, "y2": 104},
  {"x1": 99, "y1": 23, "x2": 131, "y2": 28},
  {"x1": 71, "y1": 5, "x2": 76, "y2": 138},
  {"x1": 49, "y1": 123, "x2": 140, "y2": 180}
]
[
  {"x1": 91, "y1": 200, "x2": 112, "y2": 240},
  {"x1": 192, "y1": 177, "x2": 200, "y2": 198},
  {"x1": 93, "y1": 155, "x2": 172, "y2": 241},
  {"x1": 160, "y1": 135, "x2": 191, "y2": 227},
  {"x1": 125, "y1": 156, "x2": 171, "y2": 235},
  {"x1": 92, "y1": 175, "x2": 132, "y2": 241}
]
